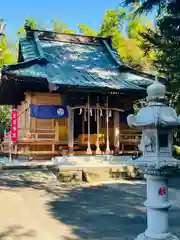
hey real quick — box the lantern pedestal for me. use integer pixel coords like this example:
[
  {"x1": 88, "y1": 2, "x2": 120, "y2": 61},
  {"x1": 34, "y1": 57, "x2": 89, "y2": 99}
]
[
  {"x1": 136, "y1": 232, "x2": 179, "y2": 240},
  {"x1": 135, "y1": 170, "x2": 179, "y2": 240}
]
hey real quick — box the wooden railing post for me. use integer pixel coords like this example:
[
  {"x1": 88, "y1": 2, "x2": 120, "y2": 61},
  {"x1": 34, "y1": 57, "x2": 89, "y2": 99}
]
[
  {"x1": 68, "y1": 106, "x2": 74, "y2": 155},
  {"x1": 86, "y1": 95, "x2": 92, "y2": 154},
  {"x1": 114, "y1": 111, "x2": 120, "y2": 151},
  {"x1": 105, "y1": 96, "x2": 110, "y2": 154},
  {"x1": 96, "y1": 97, "x2": 101, "y2": 155}
]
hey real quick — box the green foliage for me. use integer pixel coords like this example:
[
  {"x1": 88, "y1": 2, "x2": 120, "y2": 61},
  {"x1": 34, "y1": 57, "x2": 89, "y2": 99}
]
[
  {"x1": 98, "y1": 9, "x2": 127, "y2": 38},
  {"x1": 0, "y1": 36, "x2": 16, "y2": 67},
  {"x1": 173, "y1": 145, "x2": 180, "y2": 159},
  {"x1": 0, "y1": 19, "x2": 16, "y2": 67},
  {"x1": 132, "y1": 0, "x2": 180, "y2": 144},
  {"x1": 51, "y1": 18, "x2": 75, "y2": 34},
  {"x1": 17, "y1": 17, "x2": 41, "y2": 36},
  {"x1": 0, "y1": 105, "x2": 11, "y2": 134},
  {"x1": 78, "y1": 24, "x2": 97, "y2": 36},
  {"x1": 140, "y1": 1, "x2": 180, "y2": 105},
  {"x1": 0, "y1": 20, "x2": 16, "y2": 132},
  {"x1": 17, "y1": 17, "x2": 76, "y2": 36},
  {"x1": 79, "y1": 8, "x2": 156, "y2": 72},
  {"x1": 123, "y1": 0, "x2": 167, "y2": 16},
  {"x1": 98, "y1": 8, "x2": 156, "y2": 72}
]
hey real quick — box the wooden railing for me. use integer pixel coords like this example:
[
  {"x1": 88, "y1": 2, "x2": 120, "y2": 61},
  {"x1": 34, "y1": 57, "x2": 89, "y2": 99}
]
[
  {"x1": 3, "y1": 128, "x2": 57, "y2": 142},
  {"x1": 2, "y1": 128, "x2": 142, "y2": 156},
  {"x1": 3, "y1": 128, "x2": 141, "y2": 150},
  {"x1": 120, "y1": 129, "x2": 141, "y2": 142},
  {"x1": 120, "y1": 129, "x2": 141, "y2": 153}
]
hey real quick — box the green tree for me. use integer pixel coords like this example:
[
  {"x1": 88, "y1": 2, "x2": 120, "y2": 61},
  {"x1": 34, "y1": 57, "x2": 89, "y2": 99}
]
[
  {"x1": 0, "y1": 20, "x2": 16, "y2": 135},
  {"x1": 141, "y1": 0, "x2": 180, "y2": 106},
  {"x1": 125, "y1": 1, "x2": 180, "y2": 145},
  {"x1": 123, "y1": 0, "x2": 167, "y2": 15},
  {"x1": 51, "y1": 18, "x2": 75, "y2": 34},
  {"x1": 0, "y1": 105, "x2": 11, "y2": 134},
  {"x1": 79, "y1": 8, "x2": 156, "y2": 72},
  {"x1": 17, "y1": 17, "x2": 76, "y2": 35},
  {"x1": 0, "y1": 19, "x2": 16, "y2": 67},
  {"x1": 17, "y1": 17, "x2": 41, "y2": 36},
  {"x1": 0, "y1": 36, "x2": 16, "y2": 67},
  {"x1": 78, "y1": 24, "x2": 97, "y2": 36}
]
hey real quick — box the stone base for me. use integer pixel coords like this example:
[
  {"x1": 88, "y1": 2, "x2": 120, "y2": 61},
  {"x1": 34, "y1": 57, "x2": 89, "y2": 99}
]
[
  {"x1": 135, "y1": 233, "x2": 179, "y2": 240},
  {"x1": 86, "y1": 149, "x2": 92, "y2": 155},
  {"x1": 95, "y1": 149, "x2": 101, "y2": 155}
]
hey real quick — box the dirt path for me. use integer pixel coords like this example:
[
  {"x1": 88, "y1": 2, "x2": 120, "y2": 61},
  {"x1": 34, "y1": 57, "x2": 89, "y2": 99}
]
[
  {"x1": 0, "y1": 188, "x2": 76, "y2": 240},
  {"x1": 0, "y1": 171, "x2": 79, "y2": 240},
  {"x1": 0, "y1": 171, "x2": 179, "y2": 240}
]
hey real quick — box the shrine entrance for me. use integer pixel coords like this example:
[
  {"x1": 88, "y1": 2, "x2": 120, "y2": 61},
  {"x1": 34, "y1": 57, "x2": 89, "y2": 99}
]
[{"x1": 73, "y1": 109, "x2": 97, "y2": 142}]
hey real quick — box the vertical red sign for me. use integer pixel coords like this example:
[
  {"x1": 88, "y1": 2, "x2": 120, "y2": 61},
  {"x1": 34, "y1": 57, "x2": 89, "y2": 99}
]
[{"x1": 10, "y1": 109, "x2": 18, "y2": 142}]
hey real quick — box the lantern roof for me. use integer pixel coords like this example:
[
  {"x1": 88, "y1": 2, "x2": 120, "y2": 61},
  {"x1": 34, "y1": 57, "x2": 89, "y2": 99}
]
[{"x1": 127, "y1": 77, "x2": 180, "y2": 129}]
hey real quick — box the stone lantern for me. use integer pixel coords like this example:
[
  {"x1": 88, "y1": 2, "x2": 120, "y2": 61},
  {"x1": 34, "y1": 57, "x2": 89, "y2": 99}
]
[{"x1": 127, "y1": 77, "x2": 180, "y2": 240}]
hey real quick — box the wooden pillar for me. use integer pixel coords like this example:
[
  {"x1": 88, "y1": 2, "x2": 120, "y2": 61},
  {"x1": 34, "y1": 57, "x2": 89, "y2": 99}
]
[
  {"x1": 106, "y1": 96, "x2": 110, "y2": 154},
  {"x1": 55, "y1": 121, "x2": 59, "y2": 141},
  {"x1": 26, "y1": 93, "x2": 31, "y2": 136},
  {"x1": 114, "y1": 111, "x2": 120, "y2": 151},
  {"x1": 68, "y1": 106, "x2": 74, "y2": 155},
  {"x1": 96, "y1": 97, "x2": 101, "y2": 155},
  {"x1": 82, "y1": 109, "x2": 85, "y2": 136},
  {"x1": 86, "y1": 95, "x2": 92, "y2": 154}
]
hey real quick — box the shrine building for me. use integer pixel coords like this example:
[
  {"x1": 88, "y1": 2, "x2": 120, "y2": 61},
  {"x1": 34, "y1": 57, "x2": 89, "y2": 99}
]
[{"x1": 0, "y1": 25, "x2": 166, "y2": 158}]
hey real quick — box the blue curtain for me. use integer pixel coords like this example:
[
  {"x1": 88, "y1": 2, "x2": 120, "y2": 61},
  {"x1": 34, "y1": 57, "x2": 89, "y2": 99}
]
[{"x1": 30, "y1": 104, "x2": 68, "y2": 119}]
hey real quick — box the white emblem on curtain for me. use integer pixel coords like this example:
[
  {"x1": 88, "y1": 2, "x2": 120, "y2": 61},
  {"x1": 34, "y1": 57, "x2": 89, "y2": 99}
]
[{"x1": 57, "y1": 108, "x2": 64, "y2": 116}]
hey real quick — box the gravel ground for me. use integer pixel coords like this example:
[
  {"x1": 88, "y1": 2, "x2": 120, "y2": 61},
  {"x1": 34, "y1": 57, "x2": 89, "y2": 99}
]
[{"x1": 0, "y1": 170, "x2": 179, "y2": 240}]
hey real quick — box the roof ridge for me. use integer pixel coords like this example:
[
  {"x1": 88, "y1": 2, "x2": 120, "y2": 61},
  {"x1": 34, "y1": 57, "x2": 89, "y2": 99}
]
[
  {"x1": 18, "y1": 30, "x2": 48, "y2": 64},
  {"x1": 102, "y1": 39, "x2": 122, "y2": 67},
  {"x1": 32, "y1": 29, "x2": 107, "y2": 40},
  {"x1": 33, "y1": 31, "x2": 47, "y2": 60}
]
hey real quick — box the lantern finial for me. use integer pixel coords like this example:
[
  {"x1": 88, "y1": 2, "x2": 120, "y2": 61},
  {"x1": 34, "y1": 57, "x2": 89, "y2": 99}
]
[{"x1": 147, "y1": 76, "x2": 166, "y2": 103}]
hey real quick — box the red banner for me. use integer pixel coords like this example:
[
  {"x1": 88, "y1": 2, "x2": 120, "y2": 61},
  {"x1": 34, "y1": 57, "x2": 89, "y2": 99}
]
[{"x1": 10, "y1": 109, "x2": 18, "y2": 142}]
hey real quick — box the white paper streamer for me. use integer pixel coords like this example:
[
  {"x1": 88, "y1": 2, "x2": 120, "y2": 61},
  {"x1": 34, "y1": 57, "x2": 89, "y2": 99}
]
[
  {"x1": 94, "y1": 109, "x2": 97, "y2": 121},
  {"x1": 90, "y1": 108, "x2": 93, "y2": 116},
  {"x1": 79, "y1": 108, "x2": 82, "y2": 115},
  {"x1": 84, "y1": 108, "x2": 87, "y2": 121}
]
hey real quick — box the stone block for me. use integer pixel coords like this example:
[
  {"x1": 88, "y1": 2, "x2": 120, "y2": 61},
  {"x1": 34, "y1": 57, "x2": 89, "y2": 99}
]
[{"x1": 57, "y1": 170, "x2": 82, "y2": 183}]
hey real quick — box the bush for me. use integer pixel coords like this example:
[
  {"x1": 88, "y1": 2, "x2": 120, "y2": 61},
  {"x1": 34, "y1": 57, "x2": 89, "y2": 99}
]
[{"x1": 173, "y1": 145, "x2": 180, "y2": 159}]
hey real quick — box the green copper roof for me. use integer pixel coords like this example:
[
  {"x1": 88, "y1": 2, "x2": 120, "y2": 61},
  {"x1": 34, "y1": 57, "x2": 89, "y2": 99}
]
[{"x1": 2, "y1": 29, "x2": 157, "y2": 92}]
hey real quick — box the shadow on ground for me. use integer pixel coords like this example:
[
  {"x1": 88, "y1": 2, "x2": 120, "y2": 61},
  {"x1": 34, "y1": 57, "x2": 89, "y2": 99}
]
[
  {"x1": 0, "y1": 225, "x2": 36, "y2": 239},
  {"x1": 47, "y1": 184, "x2": 147, "y2": 240},
  {"x1": 47, "y1": 178, "x2": 180, "y2": 240},
  {"x1": 0, "y1": 171, "x2": 180, "y2": 239}
]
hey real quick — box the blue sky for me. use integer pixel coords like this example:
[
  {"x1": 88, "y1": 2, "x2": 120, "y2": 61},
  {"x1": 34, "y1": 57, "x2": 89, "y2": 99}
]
[{"x1": 2, "y1": 0, "x2": 122, "y2": 41}]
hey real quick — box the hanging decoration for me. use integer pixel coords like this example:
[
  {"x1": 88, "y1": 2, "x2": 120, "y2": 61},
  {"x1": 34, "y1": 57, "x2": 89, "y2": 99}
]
[
  {"x1": 109, "y1": 109, "x2": 112, "y2": 118},
  {"x1": 100, "y1": 109, "x2": 103, "y2": 116},
  {"x1": 10, "y1": 109, "x2": 18, "y2": 142},
  {"x1": 90, "y1": 108, "x2": 93, "y2": 117},
  {"x1": 94, "y1": 109, "x2": 97, "y2": 122},
  {"x1": 79, "y1": 108, "x2": 82, "y2": 115},
  {"x1": 84, "y1": 108, "x2": 87, "y2": 121}
]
